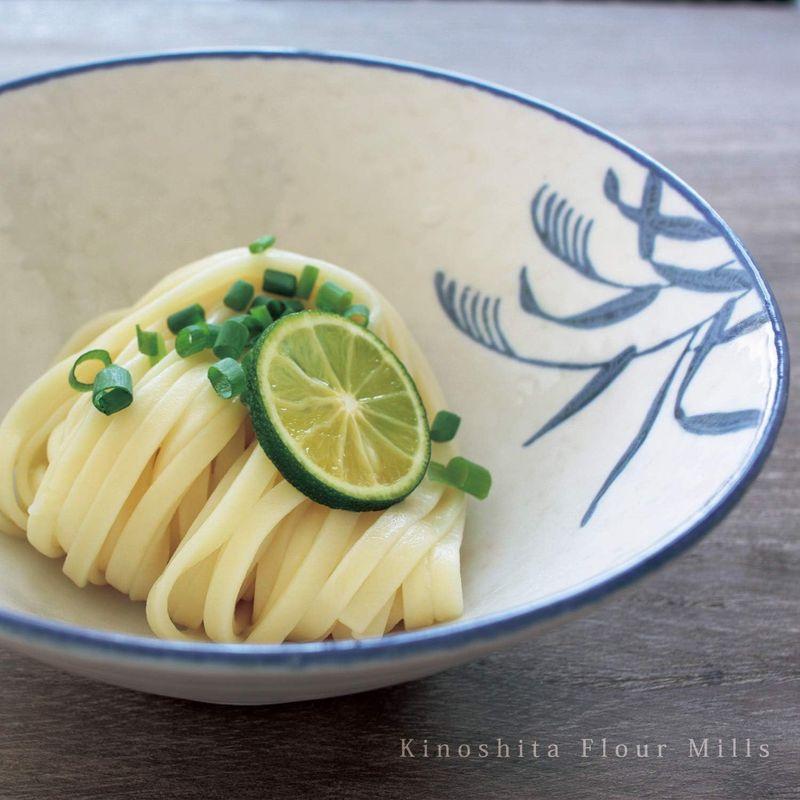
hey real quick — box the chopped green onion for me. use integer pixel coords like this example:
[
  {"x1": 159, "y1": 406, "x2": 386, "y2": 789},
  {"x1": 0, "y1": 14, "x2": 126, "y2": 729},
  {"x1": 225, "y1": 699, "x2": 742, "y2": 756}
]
[
  {"x1": 153, "y1": 337, "x2": 168, "y2": 365},
  {"x1": 69, "y1": 349, "x2": 112, "y2": 392},
  {"x1": 249, "y1": 234, "x2": 276, "y2": 254},
  {"x1": 135, "y1": 325, "x2": 159, "y2": 356},
  {"x1": 224, "y1": 279, "x2": 255, "y2": 312},
  {"x1": 176, "y1": 323, "x2": 213, "y2": 357},
  {"x1": 264, "y1": 298, "x2": 304, "y2": 318},
  {"x1": 92, "y1": 365, "x2": 133, "y2": 416},
  {"x1": 296, "y1": 265, "x2": 320, "y2": 299},
  {"x1": 229, "y1": 314, "x2": 264, "y2": 343},
  {"x1": 208, "y1": 358, "x2": 246, "y2": 399},
  {"x1": 447, "y1": 457, "x2": 492, "y2": 500},
  {"x1": 283, "y1": 299, "x2": 305, "y2": 315},
  {"x1": 167, "y1": 303, "x2": 205, "y2": 334},
  {"x1": 430, "y1": 410, "x2": 461, "y2": 443},
  {"x1": 343, "y1": 304, "x2": 370, "y2": 327},
  {"x1": 427, "y1": 461, "x2": 449, "y2": 484},
  {"x1": 315, "y1": 281, "x2": 353, "y2": 314},
  {"x1": 263, "y1": 268, "x2": 297, "y2": 297},
  {"x1": 229, "y1": 314, "x2": 262, "y2": 333},
  {"x1": 136, "y1": 325, "x2": 166, "y2": 366},
  {"x1": 267, "y1": 298, "x2": 286, "y2": 319},
  {"x1": 250, "y1": 304, "x2": 274, "y2": 328},
  {"x1": 213, "y1": 318, "x2": 249, "y2": 360},
  {"x1": 250, "y1": 294, "x2": 270, "y2": 309},
  {"x1": 427, "y1": 456, "x2": 492, "y2": 499}
]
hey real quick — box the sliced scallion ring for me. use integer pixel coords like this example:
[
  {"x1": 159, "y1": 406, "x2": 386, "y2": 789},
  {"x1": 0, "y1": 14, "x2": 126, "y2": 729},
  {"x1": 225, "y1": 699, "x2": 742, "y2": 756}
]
[
  {"x1": 427, "y1": 461, "x2": 449, "y2": 484},
  {"x1": 213, "y1": 318, "x2": 249, "y2": 360},
  {"x1": 282, "y1": 299, "x2": 305, "y2": 315},
  {"x1": 343, "y1": 304, "x2": 370, "y2": 327},
  {"x1": 167, "y1": 303, "x2": 205, "y2": 334},
  {"x1": 175, "y1": 323, "x2": 214, "y2": 357},
  {"x1": 430, "y1": 410, "x2": 461, "y2": 443},
  {"x1": 208, "y1": 358, "x2": 245, "y2": 399},
  {"x1": 92, "y1": 365, "x2": 133, "y2": 416},
  {"x1": 136, "y1": 325, "x2": 166, "y2": 365},
  {"x1": 315, "y1": 281, "x2": 352, "y2": 314},
  {"x1": 296, "y1": 265, "x2": 319, "y2": 299},
  {"x1": 69, "y1": 349, "x2": 112, "y2": 392},
  {"x1": 249, "y1": 234, "x2": 276, "y2": 254},
  {"x1": 448, "y1": 457, "x2": 492, "y2": 499},
  {"x1": 267, "y1": 298, "x2": 286, "y2": 320},
  {"x1": 250, "y1": 304, "x2": 273, "y2": 328},
  {"x1": 224, "y1": 279, "x2": 255, "y2": 312},
  {"x1": 427, "y1": 456, "x2": 492, "y2": 500},
  {"x1": 263, "y1": 268, "x2": 297, "y2": 297}
]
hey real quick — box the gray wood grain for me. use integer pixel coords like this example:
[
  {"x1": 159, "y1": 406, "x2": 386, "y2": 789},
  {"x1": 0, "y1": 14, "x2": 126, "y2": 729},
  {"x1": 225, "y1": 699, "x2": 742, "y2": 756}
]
[{"x1": 0, "y1": 3, "x2": 797, "y2": 799}]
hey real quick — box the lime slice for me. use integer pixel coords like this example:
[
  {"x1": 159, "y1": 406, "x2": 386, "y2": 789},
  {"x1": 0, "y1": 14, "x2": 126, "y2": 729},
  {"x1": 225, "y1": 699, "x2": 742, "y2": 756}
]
[{"x1": 246, "y1": 311, "x2": 431, "y2": 511}]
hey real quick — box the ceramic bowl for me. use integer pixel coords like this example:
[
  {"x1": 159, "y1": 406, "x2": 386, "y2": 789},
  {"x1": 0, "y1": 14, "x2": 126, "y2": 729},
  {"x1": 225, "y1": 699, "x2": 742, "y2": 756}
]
[{"x1": 0, "y1": 51, "x2": 788, "y2": 704}]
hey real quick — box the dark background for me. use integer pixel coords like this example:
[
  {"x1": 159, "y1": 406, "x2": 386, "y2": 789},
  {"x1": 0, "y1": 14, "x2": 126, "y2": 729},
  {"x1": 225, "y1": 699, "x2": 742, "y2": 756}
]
[{"x1": 0, "y1": 3, "x2": 797, "y2": 799}]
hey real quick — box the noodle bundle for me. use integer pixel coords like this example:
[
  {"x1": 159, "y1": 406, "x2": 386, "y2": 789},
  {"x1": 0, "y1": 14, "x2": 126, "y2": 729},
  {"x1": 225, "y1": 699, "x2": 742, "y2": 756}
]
[{"x1": 0, "y1": 248, "x2": 466, "y2": 642}]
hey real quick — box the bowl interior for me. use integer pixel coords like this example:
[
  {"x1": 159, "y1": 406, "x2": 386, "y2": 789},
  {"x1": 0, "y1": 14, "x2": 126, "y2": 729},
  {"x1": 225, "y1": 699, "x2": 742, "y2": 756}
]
[{"x1": 0, "y1": 54, "x2": 781, "y2": 638}]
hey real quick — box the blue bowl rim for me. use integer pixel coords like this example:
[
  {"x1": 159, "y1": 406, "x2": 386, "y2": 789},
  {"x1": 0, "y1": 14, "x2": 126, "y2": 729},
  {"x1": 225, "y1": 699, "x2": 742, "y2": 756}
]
[{"x1": 0, "y1": 49, "x2": 789, "y2": 668}]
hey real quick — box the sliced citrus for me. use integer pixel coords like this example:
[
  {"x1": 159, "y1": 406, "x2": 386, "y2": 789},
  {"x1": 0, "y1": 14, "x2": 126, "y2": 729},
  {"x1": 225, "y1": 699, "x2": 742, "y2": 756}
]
[{"x1": 246, "y1": 311, "x2": 431, "y2": 510}]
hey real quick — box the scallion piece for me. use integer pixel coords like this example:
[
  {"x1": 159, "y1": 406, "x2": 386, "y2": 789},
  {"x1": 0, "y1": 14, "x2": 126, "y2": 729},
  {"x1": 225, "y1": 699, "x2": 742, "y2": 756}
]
[
  {"x1": 427, "y1": 461, "x2": 449, "y2": 484},
  {"x1": 92, "y1": 365, "x2": 133, "y2": 416},
  {"x1": 263, "y1": 268, "x2": 297, "y2": 297},
  {"x1": 427, "y1": 456, "x2": 492, "y2": 500},
  {"x1": 229, "y1": 314, "x2": 262, "y2": 333},
  {"x1": 249, "y1": 234, "x2": 276, "y2": 254},
  {"x1": 343, "y1": 304, "x2": 370, "y2": 327},
  {"x1": 175, "y1": 323, "x2": 213, "y2": 357},
  {"x1": 250, "y1": 304, "x2": 274, "y2": 328},
  {"x1": 135, "y1": 325, "x2": 159, "y2": 356},
  {"x1": 167, "y1": 303, "x2": 205, "y2": 334},
  {"x1": 69, "y1": 349, "x2": 112, "y2": 392},
  {"x1": 315, "y1": 281, "x2": 353, "y2": 314},
  {"x1": 446, "y1": 457, "x2": 492, "y2": 500},
  {"x1": 136, "y1": 325, "x2": 166, "y2": 366},
  {"x1": 250, "y1": 294, "x2": 270, "y2": 309},
  {"x1": 267, "y1": 298, "x2": 286, "y2": 319},
  {"x1": 153, "y1": 337, "x2": 167, "y2": 365},
  {"x1": 283, "y1": 299, "x2": 305, "y2": 315},
  {"x1": 208, "y1": 358, "x2": 246, "y2": 400},
  {"x1": 430, "y1": 410, "x2": 461, "y2": 443},
  {"x1": 224, "y1": 279, "x2": 255, "y2": 312},
  {"x1": 213, "y1": 318, "x2": 249, "y2": 360},
  {"x1": 296, "y1": 265, "x2": 320, "y2": 299},
  {"x1": 229, "y1": 314, "x2": 264, "y2": 343}
]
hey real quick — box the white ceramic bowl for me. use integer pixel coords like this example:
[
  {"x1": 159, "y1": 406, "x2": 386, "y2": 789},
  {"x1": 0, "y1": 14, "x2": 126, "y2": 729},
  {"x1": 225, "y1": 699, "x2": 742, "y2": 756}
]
[{"x1": 0, "y1": 51, "x2": 788, "y2": 704}]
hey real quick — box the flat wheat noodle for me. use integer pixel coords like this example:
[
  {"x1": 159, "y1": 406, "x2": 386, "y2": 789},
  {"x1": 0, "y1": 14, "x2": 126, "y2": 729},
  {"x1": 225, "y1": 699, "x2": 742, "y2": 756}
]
[{"x1": 0, "y1": 248, "x2": 468, "y2": 642}]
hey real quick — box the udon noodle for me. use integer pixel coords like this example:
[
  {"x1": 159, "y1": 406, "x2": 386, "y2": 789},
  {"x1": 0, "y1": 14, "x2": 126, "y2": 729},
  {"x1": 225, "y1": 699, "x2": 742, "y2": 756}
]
[{"x1": 0, "y1": 248, "x2": 466, "y2": 642}]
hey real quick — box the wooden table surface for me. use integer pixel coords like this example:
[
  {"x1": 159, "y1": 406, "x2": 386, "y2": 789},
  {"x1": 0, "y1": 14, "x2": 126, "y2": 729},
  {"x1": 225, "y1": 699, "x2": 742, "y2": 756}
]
[{"x1": 0, "y1": 3, "x2": 797, "y2": 798}]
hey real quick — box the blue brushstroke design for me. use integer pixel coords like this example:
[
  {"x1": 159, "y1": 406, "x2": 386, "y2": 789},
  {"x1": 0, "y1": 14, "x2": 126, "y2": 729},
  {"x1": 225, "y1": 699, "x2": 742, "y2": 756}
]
[
  {"x1": 604, "y1": 168, "x2": 718, "y2": 258},
  {"x1": 531, "y1": 185, "x2": 630, "y2": 289},
  {"x1": 519, "y1": 266, "x2": 661, "y2": 328},
  {"x1": 674, "y1": 298, "x2": 763, "y2": 435},
  {"x1": 434, "y1": 270, "x2": 608, "y2": 371},
  {"x1": 581, "y1": 335, "x2": 696, "y2": 526},
  {"x1": 524, "y1": 346, "x2": 637, "y2": 446},
  {"x1": 720, "y1": 310, "x2": 770, "y2": 343},
  {"x1": 650, "y1": 260, "x2": 752, "y2": 293},
  {"x1": 436, "y1": 168, "x2": 769, "y2": 525}
]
